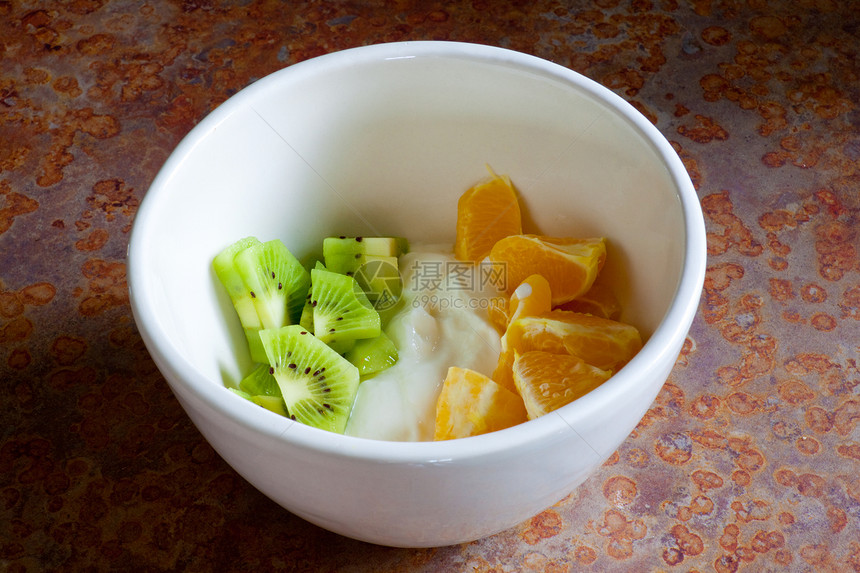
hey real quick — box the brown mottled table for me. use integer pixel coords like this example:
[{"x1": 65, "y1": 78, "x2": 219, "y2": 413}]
[{"x1": 2, "y1": 1, "x2": 859, "y2": 571}]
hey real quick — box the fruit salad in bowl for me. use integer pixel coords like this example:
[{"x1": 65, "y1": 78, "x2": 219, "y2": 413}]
[
  {"x1": 213, "y1": 169, "x2": 645, "y2": 443},
  {"x1": 127, "y1": 41, "x2": 706, "y2": 547}
]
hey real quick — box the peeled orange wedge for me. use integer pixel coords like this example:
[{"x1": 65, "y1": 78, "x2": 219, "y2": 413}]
[
  {"x1": 508, "y1": 274, "x2": 553, "y2": 326},
  {"x1": 492, "y1": 274, "x2": 553, "y2": 393},
  {"x1": 489, "y1": 273, "x2": 554, "y2": 334},
  {"x1": 434, "y1": 367, "x2": 528, "y2": 440},
  {"x1": 487, "y1": 297, "x2": 509, "y2": 335},
  {"x1": 454, "y1": 169, "x2": 522, "y2": 262},
  {"x1": 444, "y1": 170, "x2": 643, "y2": 434},
  {"x1": 513, "y1": 351, "x2": 612, "y2": 419},
  {"x1": 555, "y1": 280, "x2": 622, "y2": 320},
  {"x1": 505, "y1": 310, "x2": 642, "y2": 373},
  {"x1": 488, "y1": 235, "x2": 606, "y2": 305}
]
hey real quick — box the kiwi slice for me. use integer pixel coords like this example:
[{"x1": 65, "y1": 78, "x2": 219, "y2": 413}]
[
  {"x1": 238, "y1": 363, "x2": 282, "y2": 397},
  {"x1": 250, "y1": 395, "x2": 288, "y2": 417},
  {"x1": 376, "y1": 295, "x2": 407, "y2": 327},
  {"x1": 301, "y1": 263, "x2": 363, "y2": 354},
  {"x1": 344, "y1": 331, "x2": 398, "y2": 377},
  {"x1": 299, "y1": 290, "x2": 315, "y2": 333},
  {"x1": 323, "y1": 253, "x2": 394, "y2": 276},
  {"x1": 234, "y1": 239, "x2": 311, "y2": 329},
  {"x1": 299, "y1": 261, "x2": 327, "y2": 333},
  {"x1": 309, "y1": 268, "x2": 381, "y2": 348},
  {"x1": 212, "y1": 236, "x2": 267, "y2": 363},
  {"x1": 229, "y1": 388, "x2": 252, "y2": 400},
  {"x1": 325, "y1": 337, "x2": 357, "y2": 355},
  {"x1": 324, "y1": 253, "x2": 403, "y2": 313},
  {"x1": 259, "y1": 325, "x2": 360, "y2": 433},
  {"x1": 354, "y1": 256, "x2": 403, "y2": 311},
  {"x1": 323, "y1": 236, "x2": 408, "y2": 262},
  {"x1": 229, "y1": 387, "x2": 288, "y2": 417}
]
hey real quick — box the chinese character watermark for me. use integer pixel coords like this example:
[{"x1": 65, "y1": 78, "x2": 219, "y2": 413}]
[{"x1": 409, "y1": 260, "x2": 507, "y2": 293}]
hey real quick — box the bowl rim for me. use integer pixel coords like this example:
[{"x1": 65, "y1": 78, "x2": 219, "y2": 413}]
[{"x1": 127, "y1": 40, "x2": 706, "y2": 463}]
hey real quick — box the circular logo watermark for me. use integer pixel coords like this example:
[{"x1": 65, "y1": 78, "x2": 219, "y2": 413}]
[{"x1": 353, "y1": 259, "x2": 403, "y2": 311}]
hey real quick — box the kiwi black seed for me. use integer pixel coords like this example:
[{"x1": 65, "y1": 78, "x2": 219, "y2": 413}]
[{"x1": 259, "y1": 325, "x2": 359, "y2": 433}]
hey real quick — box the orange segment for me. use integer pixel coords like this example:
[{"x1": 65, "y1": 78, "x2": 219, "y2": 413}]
[
  {"x1": 506, "y1": 310, "x2": 642, "y2": 373},
  {"x1": 508, "y1": 274, "x2": 553, "y2": 325},
  {"x1": 513, "y1": 351, "x2": 612, "y2": 419},
  {"x1": 488, "y1": 235, "x2": 606, "y2": 306},
  {"x1": 488, "y1": 273, "x2": 553, "y2": 339},
  {"x1": 492, "y1": 274, "x2": 554, "y2": 394},
  {"x1": 492, "y1": 348, "x2": 516, "y2": 394},
  {"x1": 434, "y1": 367, "x2": 528, "y2": 440},
  {"x1": 454, "y1": 169, "x2": 522, "y2": 262},
  {"x1": 554, "y1": 280, "x2": 621, "y2": 320},
  {"x1": 486, "y1": 296, "x2": 509, "y2": 335}
]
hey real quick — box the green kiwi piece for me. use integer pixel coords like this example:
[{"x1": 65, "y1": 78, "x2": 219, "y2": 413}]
[
  {"x1": 322, "y1": 236, "x2": 408, "y2": 262},
  {"x1": 299, "y1": 290, "x2": 315, "y2": 333},
  {"x1": 326, "y1": 337, "x2": 357, "y2": 355},
  {"x1": 250, "y1": 395, "x2": 288, "y2": 417},
  {"x1": 229, "y1": 387, "x2": 288, "y2": 417},
  {"x1": 260, "y1": 325, "x2": 360, "y2": 433},
  {"x1": 229, "y1": 388, "x2": 252, "y2": 400},
  {"x1": 212, "y1": 236, "x2": 267, "y2": 363},
  {"x1": 324, "y1": 253, "x2": 393, "y2": 276},
  {"x1": 238, "y1": 363, "x2": 282, "y2": 397},
  {"x1": 344, "y1": 331, "x2": 399, "y2": 377},
  {"x1": 310, "y1": 268, "x2": 381, "y2": 347},
  {"x1": 324, "y1": 253, "x2": 396, "y2": 276},
  {"x1": 234, "y1": 239, "x2": 311, "y2": 329},
  {"x1": 354, "y1": 256, "x2": 403, "y2": 309},
  {"x1": 299, "y1": 263, "x2": 365, "y2": 354},
  {"x1": 324, "y1": 253, "x2": 403, "y2": 314},
  {"x1": 299, "y1": 261, "x2": 327, "y2": 333},
  {"x1": 377, "y1": 295, "x2": 407, "y2": 327},
  {"x1": 322, "y1": 237, "x2": 406, "y2": 317}
]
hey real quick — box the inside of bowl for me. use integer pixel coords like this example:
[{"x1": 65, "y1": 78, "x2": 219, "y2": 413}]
[{"x1": 134, "y1": 46, "x2": 686, "y2": 388}]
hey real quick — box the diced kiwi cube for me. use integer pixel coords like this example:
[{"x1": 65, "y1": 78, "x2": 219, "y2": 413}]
[
  {"x1": 322, "y1": 236, "x2": 408, "y2": 262},
  {"x1": 324, "y1": 253, "x2": 396, "y2": 276},
  {"x1": 344, "y1": 332, "x2": 399, "y2": 377}
]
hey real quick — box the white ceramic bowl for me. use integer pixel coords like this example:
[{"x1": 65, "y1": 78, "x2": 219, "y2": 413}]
[{"x1": 127, "y1": 41, "x2": 706, "y2": 547}]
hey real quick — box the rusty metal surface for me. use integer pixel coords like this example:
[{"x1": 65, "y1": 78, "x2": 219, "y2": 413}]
[{"x1": 2, "y1": 1, "x2": 858, "y2": 571}]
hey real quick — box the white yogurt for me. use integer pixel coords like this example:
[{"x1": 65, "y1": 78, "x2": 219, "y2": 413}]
[{"x1": 344, "y1": 245, "x2": 504, "y2": 441}]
